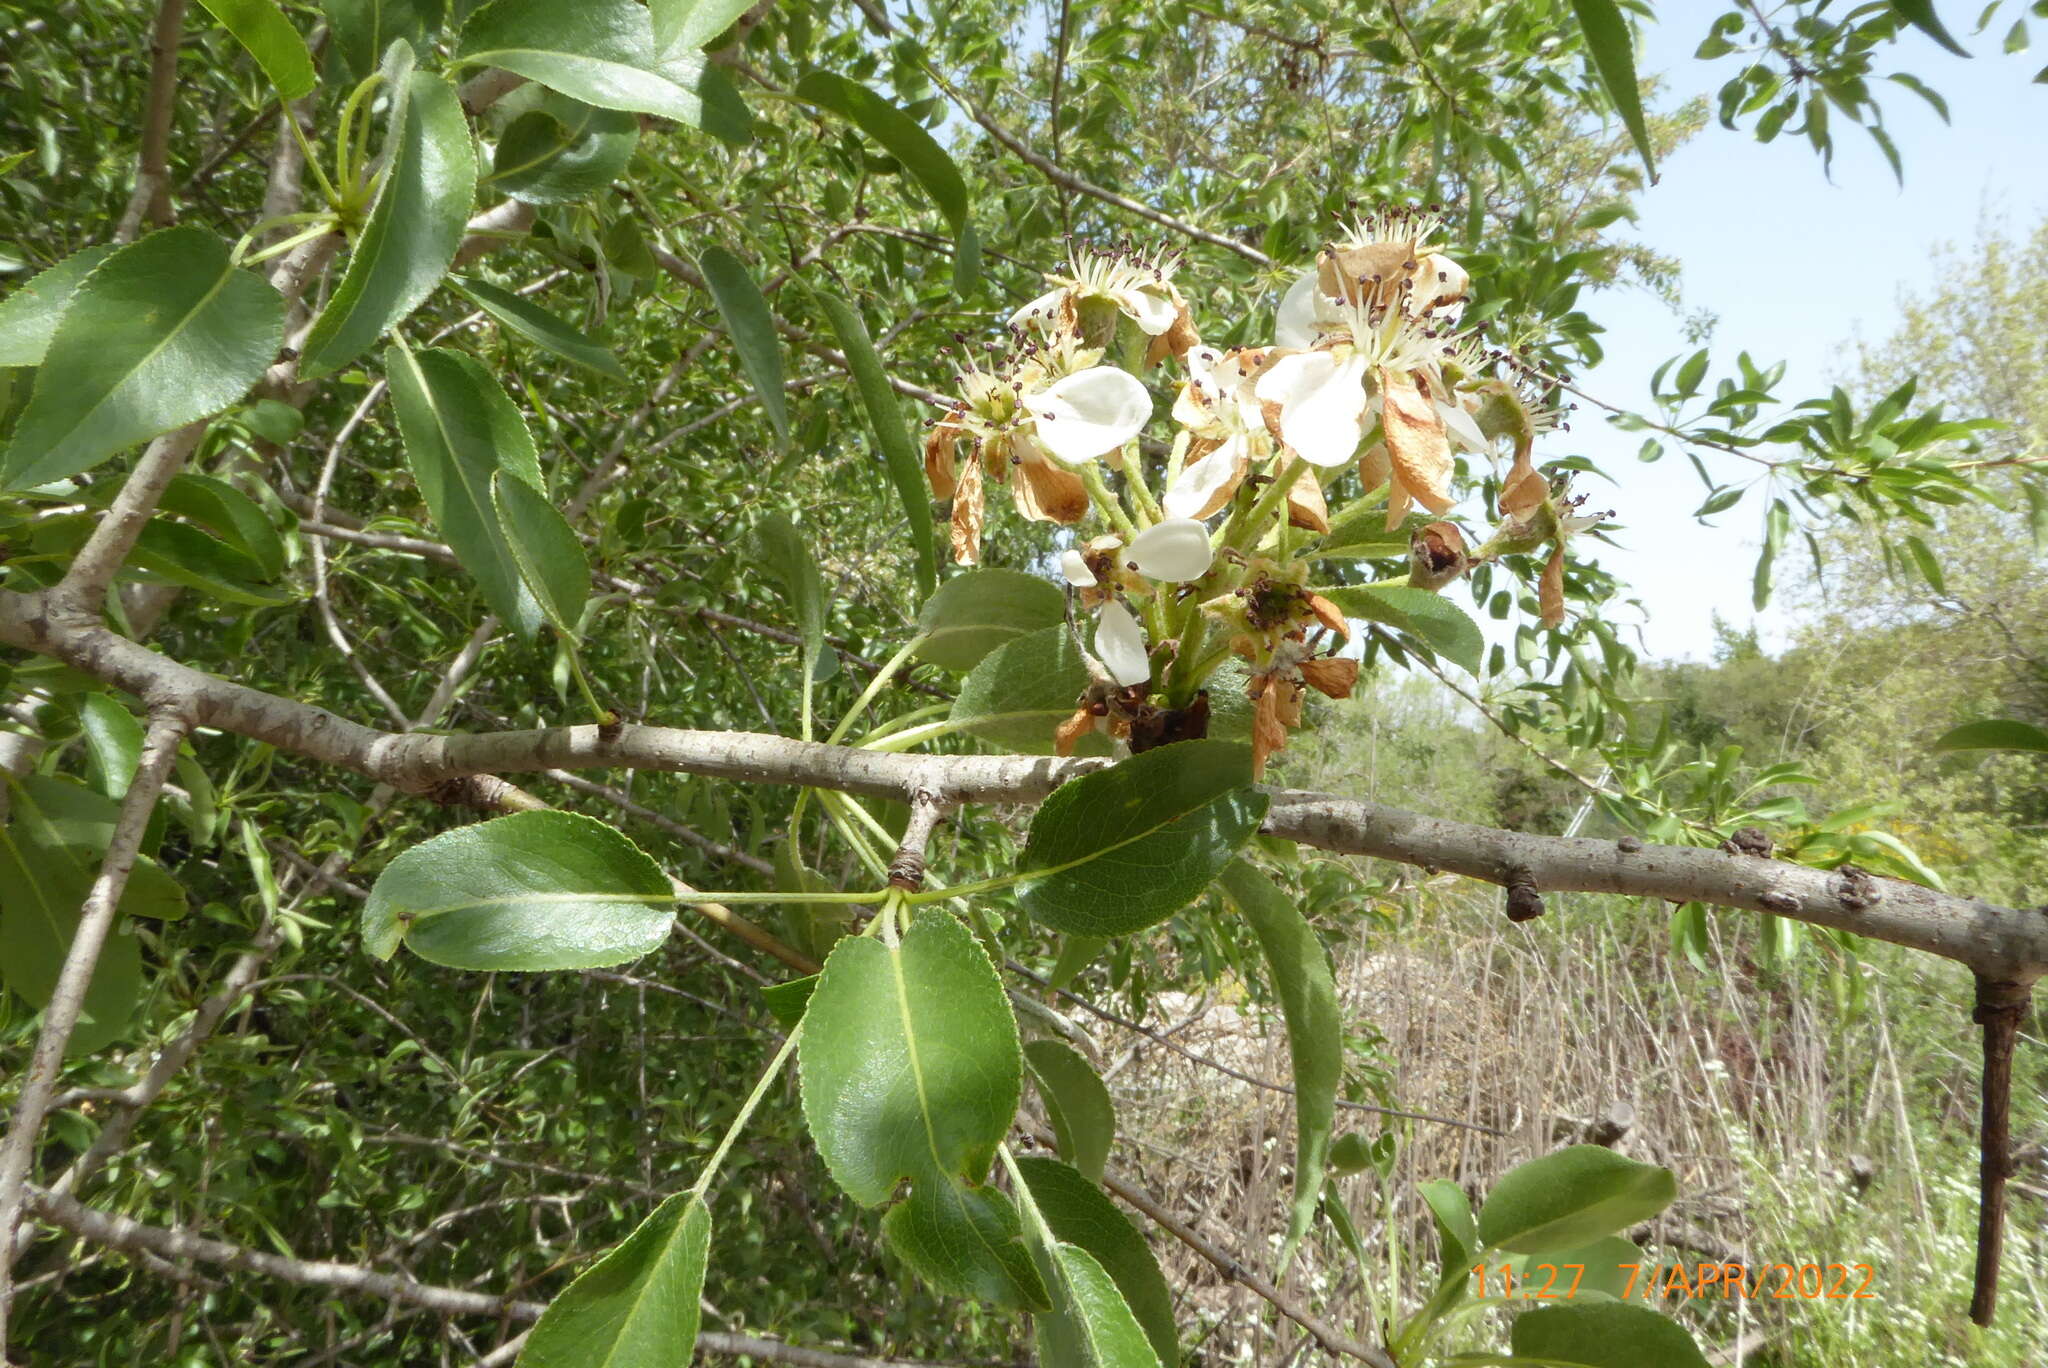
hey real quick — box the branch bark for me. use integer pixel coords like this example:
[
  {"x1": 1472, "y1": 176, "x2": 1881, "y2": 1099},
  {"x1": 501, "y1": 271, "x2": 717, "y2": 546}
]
[
  {"x1": 0, "y1": 713, "x2": 189, "y2": 1342},
  {"x1": 113, "y1": 0, "x2": 186, "y2": 242},
  {"x1": 21, "y1": 1186, "x2": 953, "y2": 1368}
]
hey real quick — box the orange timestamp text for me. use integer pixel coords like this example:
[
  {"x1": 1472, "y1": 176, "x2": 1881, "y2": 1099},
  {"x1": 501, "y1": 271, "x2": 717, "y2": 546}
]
[{"x1": 1470, "y1": 1261, "x2": 1878, "y2": 1301}]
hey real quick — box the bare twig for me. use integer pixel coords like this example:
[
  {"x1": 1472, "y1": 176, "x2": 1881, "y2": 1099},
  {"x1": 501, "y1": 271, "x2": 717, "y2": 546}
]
[
  {"x1": 1969, "y1": 975, "x2": 2031, "y2": 1325},
  {"x1": 114, "y1": 0, "x2": 186, "y2": 242},
  {"x1": 0, "y1": 713, "x2": 189, "y2": 1342}
]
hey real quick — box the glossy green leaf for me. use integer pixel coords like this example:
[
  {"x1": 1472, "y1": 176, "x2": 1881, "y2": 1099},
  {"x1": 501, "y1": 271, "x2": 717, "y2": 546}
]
[
  {"x1": 1314, "y1": 584, "x2": 1484, "y2": 674},
  {"x1": 492, "y1": 470, "x2": 589, "y2": 635},
  {"x1": 1219, "y1": 860, "x2": 1337, "y2": 1268},
  {"x1": 948, "y1": 624, "x2": 1107, "y2": 755},
  {"x1": 384, "y1": 345, "x2": 546, "y2": 637},
  {"x1": 1025, "y1": 1038, "x2": 1115, "y2": 1183},
  {"x1": 457, "y1": 0, "x2": 699, "y2": 121},
  {"x1": 1419, "y1": 1178, "x2": 1478, "y2": 1277},
  {"x1": 0, "y1": 243, "x2": 112, "y2": 368},
  {"x1": 1328, "y1": 1131, "x2": 1373, "y2": 1175},
  {"x1": 1048, "y1": 932, "x2": 1106, "y2": 990},
  {"x1": 130, "y1": 519, "x2": 292, "y2": 606},
  {"x1": 1, "y1": 228, "x2": 282, "y2": 489},
  {"x1": 486, "y1": 93, "x2": 639, "y2": 205},
  {"x1": 0, "y1": 783, "x2": 145, "y2": 1055},
  {"x1": 760, "y1": 972, "x2": 817, "y2": 1029},
  {"x1": 1032, "y1": 1240, "x2": 1165, "y2": 1368},
  {"x1": 650, "y1": 0, "x2": 754, "y2": 54},
  {"x1": 815, "y1": 292, "x2": 937, "y2": 596},
  {"x1": 753, "y1": 512, "x2": 826, "y2": 675},
  {"x1": 360, "y1": 810, "x2": 673, "y2": 969},
  {"x1": 915, "y1": 569, "x2": 1067, "y2": 673},
  {"x1": 1889, "y1": 0, "x2": 1972, "y2": 57},
  {"x1": 1932, "y1": 718, "x2": 2048, "y2": 754},
  {"x1": 802, "y1": 909, "x2": 1041, "y2": 1305},
  {"x1": 160, "y1": 472, "x2": 286, "y2": 579},
  {"x1": 696, "y1": 246, "x2": 787, "y2": 442},
  {"x1": 793, "y1": 71, "x2": 977, "y2": 291},
  {"x1": 448, "y1": 277, "x2": 627, "y2": 379},
  {"x1": 322, "y1": 0, "x2": 442, "y2": 84},
  {"x1": 1017, "y1": 742, "x2": 1268, "y2": 937},
  {"x1": 77, "y1": 695, "x2": 143, "y2": 799},
  {"x1": 299, "y1": 67, "x2": 476, "y2": 381},
  {"x1": 1017, "y1": 1158, "x2": 1176, "y2": 1367},
  {"x1": 1477, "y1": 1145, "x2": 1677, "y2": 1254},
  {"x1": 520, "y1": 1192, "x2": 710, "y2": 1368},
  {"x1": 1509, "y1": 1300, "x2": 1711, "y2": 1367},
  {"x1": 193, "y1": 0, "x2": 316, "y2": 101},
  {"x1": 1566, "y1": 0, "x2": 1657, "y2": 180}
]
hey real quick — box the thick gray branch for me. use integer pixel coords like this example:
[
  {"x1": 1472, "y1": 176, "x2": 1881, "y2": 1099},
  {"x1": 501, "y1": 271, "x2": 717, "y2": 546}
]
[{"x1": 0, "y1": 605, "x2": 2042, "y2": 982}]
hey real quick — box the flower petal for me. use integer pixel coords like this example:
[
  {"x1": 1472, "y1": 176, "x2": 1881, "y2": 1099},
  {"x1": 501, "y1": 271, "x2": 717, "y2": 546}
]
[
  {"x1": 1022, "y1": 366, "x2": 1152, "y2": 463},
  {"x1": 1284, "y1": 463, "x2": 1329, "y2": 534},
  {"x1": 949, "y1": 451, "x2": 985, "y2": 566},
  {"x1": 1379, "y1": 367, "x2": 1455, "y2": 512},
  {"x1": 1060, "y1": 548, "x2": 1097, "y2": 587},
  {"x1": 1115, "y1": 285, "x2": 1180, "y2": 336},
  {"x1": 1009, "y1": 287, "x2": 1069, "y2": 333},
  {"x1": 1274, "y1": 269, "x2": 1322, "y2": 349},
  {"x1": 1435, "y1": 396, "x2": 1490, "y2": 454},
  {"x1": 1094, "y1": 600, "x2": 1152, "y2": 686},
  {"x1": 1258, "y1": 351, "x2": 1370, "y2": 468},
  {"x1": 1163, "y1": 435, "x2": 1247, "y2": 520},
  {"x1": 1012, "y1": 447, "x2": 1092, "y2": 524},
  {"x1": 1127, "y1": 517, "x2": 1215, "y2": 582}
]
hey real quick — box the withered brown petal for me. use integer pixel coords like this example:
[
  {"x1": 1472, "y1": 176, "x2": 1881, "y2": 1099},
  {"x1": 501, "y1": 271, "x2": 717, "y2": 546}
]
[
  {"x1": 1540, "y1": 544, "x2": 1568, "y2": 629},
  {"x1": 949, "y1": 451, "x2": 985, "y2": 566},
  {"x1": 1498, "y1": 442, "x2": 1547, "y2": 520},
  {"x1": 924, "y1": 412, "x2": 965, "y2": 499},
  {"x1": 1054, "y1": 706, "x2": 1096, "y2": 757},
  {"x1": 1380, "y1": 367, "x2": 1455, "y2": 515},
  {"x1": 1299, "y1": 656, "x2": 1359, "y2": 699},
  {"x1": 1285, "y1": 463, "x2": 1330, "y2": 533},
  {"x1": 1304, "y1": 592, "x2": 1350, "y2": 641},
  {"x1": 1013, "y1": 454, "x2": 1091, "y2": 525}
]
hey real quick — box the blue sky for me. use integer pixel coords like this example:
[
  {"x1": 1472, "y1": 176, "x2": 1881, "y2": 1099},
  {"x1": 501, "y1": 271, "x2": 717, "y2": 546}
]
[{"x1": 1567, "y1": 12, "x2": 2047, "y2": 661}]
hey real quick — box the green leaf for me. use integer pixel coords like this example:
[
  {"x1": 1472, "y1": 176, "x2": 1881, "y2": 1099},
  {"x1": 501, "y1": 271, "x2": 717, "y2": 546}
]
[
  {"x1": 519, "y1": 1192, "x2": 710, "y2": 1368},
  {"x1": 1501, "y1": 1236, "x2": 1643, "y2": 1302},
  {"x1": 457, "y1": 0, "x2": 700, "y2": 121},
  {"x1": 1509, "y1": 1300, "x2": 1711, "y2": 1367},
  {"x1": 448, "y1": 277, "x2": 627, "y2": 379},
  {"x1": 1219, "y1": 860, "x2": 1337, "y2": 1268},
  {"x1": 801, "y1": 909, "x2": 1042, "y2": 1306},
  {"x1": 193, "y1": 0, "x2": 316, "y2": 101},
  {"x1": 0, "y1": 785, "x2": 143, "y2": 1055},
  {"x1": 793, "y1": 71, "x2": 978, "y2": 293},
  {"x1": 129, "y1": 519, "x2": 292, "y2": 606},
  {"x1": 1018, "y1": 742, "x2": 1269, "y2": 937},
  {"x1": 160, "y1": 472, "x2": 286, "y2": 579},
  {"x1": 491, "y1": 470, "x2": 589, "y2": 635},
  {"x1": 1025, "y1": 1039, "x2": 1116, "y2": 1183},
  {"x1": 949, "y1": 624, "x2": 1106, "y2": 755},
  {"x1": 1477, "y1": 1145, "x2": 1677, "y2": 1254},
  {"x1": 487, "y1": 97, "x2": 638, "y2": 206},
  {"x1": 77, "y1": 695, "x2": 143, "y2": 799},
  {"x1": 6, "y1": 776, "x2": 183, "y2": 921},
  {"x1": 1419, "y1": 1178, "x2": 1478, "y2": 1277},
  {"x1": 1566, "y1": 0, "x2": 1657, "y2": 180},
  {"x1": 1032, "y1": 1240, "x2": 1165, "y2": 1368},
  {"x1": 1313, "y1": 584, "x2": 1483, "y2": 674},
  {"x1": 0, "y1": 243, "x2": 112, "y2": 368},
  {"x1": 695, "y1": 246, "x2": 788, "y2": 443},
  {"x1": 650, "y1": 0, "x2": 755, "y2": 54},
  {"x1": 753, "y1": 512, "x2": 827, "y2": 674},
  {"x1": 1048, "y1": 932, "x2": 1106, "y2": 990},
  {"x1": 814, "y1": 292, "x2": 937, "y2": 596},
  {"x1": 322, "y1": 0, "x2": 442, "y2": 84},
  {"x1": 760, "y1": 973, "x2": 817, "y2": 1029},
  {"x1": 1017, "y1": 1158, "x2": 1176, "y2": 1367},
  {"x1": 1889, "y1": 0, "x2": 1973, "y2": 57},
  {"x1": 0, "y1": 228, "x2": 283, "y2": 489},
  {"x1": 915, "y1": 569, "x2": 1067, "y2": 673},
  {"x1": 1752, "y1": 497, "x2": 1789, "y2": 610},
  {"x1": 882, "y1": 1179, "x2": 1048, "y2": 1308},
  {"x1": 299, "y1": 67, "x2": 476, "y2": 381},
  {"x1": 1904, "y1": 533, "x2": 1945, "y2": 593},
  {"x1": 360, "y1": 810, "x2": 673, "y2": 969},
  {"x1": 384, "y1": 344, "x2": 546, "y2": 637},
  {"x1": 1932, "y1": 718, "x2": 2048, "y2": 754}
]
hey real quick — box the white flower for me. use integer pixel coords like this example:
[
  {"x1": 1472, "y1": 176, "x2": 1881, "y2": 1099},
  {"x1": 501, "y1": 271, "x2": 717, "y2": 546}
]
[
  {"x1": 1164, "y1": 345, "x2": 1272, "y2": 518},
  {"x1": 1256, "y1": 351, "x2": 1371, "y2": 468},
  {"x1": 1019, "y1": 365, "x2": 1152, "y2": 464},
  {"x1": 1011, "y1": 242, "x2": 1189, "y2": 340},
  {"x1": 1125, "y1": 517, "x2": 1214, "y2": 581},
  {"x1": 1059, "y1": 548, "x2": 1097, "y2": 587},
  {"x1": 1094, "y1": 599, "x2": 1151, "y2": 685}
]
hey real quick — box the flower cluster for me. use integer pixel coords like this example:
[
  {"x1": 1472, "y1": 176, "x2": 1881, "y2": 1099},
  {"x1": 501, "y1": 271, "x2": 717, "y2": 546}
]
[{"x1": 923, "y1": 211, "x2": 1601, "y2": 774}]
